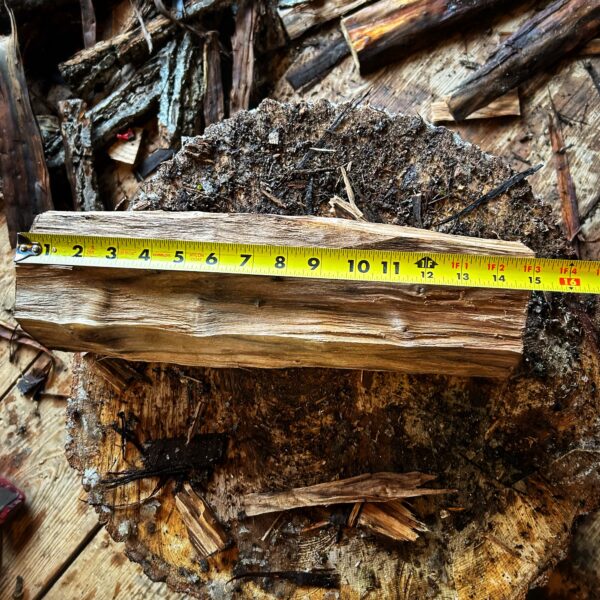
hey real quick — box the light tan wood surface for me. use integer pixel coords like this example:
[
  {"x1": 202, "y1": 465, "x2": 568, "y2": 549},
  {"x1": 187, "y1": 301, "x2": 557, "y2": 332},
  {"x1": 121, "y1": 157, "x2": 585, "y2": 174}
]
[{"x1": 16, "y1": 211, "x2": 532, "y2": 377}]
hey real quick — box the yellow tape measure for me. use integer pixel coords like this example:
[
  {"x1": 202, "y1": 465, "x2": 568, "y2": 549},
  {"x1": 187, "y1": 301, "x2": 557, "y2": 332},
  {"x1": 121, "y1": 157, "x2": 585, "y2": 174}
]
[{"x1": 15, "y1": 232, "x2": 600, "y2": 294}]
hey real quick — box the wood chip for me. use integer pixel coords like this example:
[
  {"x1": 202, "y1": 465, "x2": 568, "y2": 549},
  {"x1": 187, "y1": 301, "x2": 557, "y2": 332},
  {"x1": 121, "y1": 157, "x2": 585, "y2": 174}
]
[
  {"x1": 107, "y1": 127, "x2": 143, "y2": 165},
  {"x1": 175, "y1": 483, "x2": 228, "y2": 557},
  {"x1": 431, "y1": 90, "x2": 520, "y2": 123}
]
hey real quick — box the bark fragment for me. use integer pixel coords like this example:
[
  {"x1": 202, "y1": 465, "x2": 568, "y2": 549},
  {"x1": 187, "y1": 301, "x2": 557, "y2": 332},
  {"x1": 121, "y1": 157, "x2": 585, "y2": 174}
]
[
  {"x1": 0, "y1": 10, "x2": 53, "y2": 246},
  {"x1": 230, "y1": 0, "x2": 258, "y2": 115},
  {"x1": 58, "y1": 99, "x2": 103, "y2": 211}
]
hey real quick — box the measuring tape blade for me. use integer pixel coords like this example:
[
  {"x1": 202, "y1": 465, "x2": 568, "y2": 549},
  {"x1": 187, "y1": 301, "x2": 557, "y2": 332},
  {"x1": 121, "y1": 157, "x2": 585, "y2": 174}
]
[{"x1": 15, "y1": 233, "x2": 600, "y2": 294}]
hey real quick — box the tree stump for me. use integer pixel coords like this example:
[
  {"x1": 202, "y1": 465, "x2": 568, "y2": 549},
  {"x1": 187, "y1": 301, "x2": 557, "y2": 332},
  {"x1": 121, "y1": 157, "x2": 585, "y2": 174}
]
[{"x1": 66, "y1": 100, "x2": 600, "y2": 599}]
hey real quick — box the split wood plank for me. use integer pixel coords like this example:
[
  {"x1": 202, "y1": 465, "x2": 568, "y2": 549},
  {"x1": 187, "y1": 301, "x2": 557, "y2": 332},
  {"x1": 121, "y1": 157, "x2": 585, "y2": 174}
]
[
  {"x1": 0, "y1": 11, "x2": 53, "y2": 247},
  {"x1": 341, "y1": 0, "x2": 505, "y2": 74},
  {"x1": 44, "y1": 528, "x2": 186, "y2": 599},
  {"x1": 243, "y1": 472, "x2": 452, "y2": 516},
  {"x1": 431, "y1": 90, "x2": 520, "y2": 123},
  {"x1": 278, "y1": 0, "x2": 369, "y2": 40},
  {"x1": 16, "y1": 211, "x2": 533, "y2": 378},
  {"x1": 447, "y1": 0, "x2": 600, "y2": 120},
  {"x1": 0, "y1": 352, "x2": 100, "y2": 600}
]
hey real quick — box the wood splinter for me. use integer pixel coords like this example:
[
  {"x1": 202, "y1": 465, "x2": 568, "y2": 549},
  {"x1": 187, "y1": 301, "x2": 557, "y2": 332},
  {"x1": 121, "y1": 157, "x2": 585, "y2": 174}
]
[
  {"x1": 175, "y1": 483, "x2": 229, "y2": 557},
  {"x1": 243, "y1": 472, "x2": 453, "y2": 517},
  {"x1": 358, "y1": 500, "x2": 428, "y2": 542}
]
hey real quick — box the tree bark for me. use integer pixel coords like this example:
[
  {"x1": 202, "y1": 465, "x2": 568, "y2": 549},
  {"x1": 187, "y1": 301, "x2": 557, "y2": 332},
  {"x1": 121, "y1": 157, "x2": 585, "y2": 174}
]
[
  {"x1": 0, "y1": 11, "x2": 52, "y2": 247},
  {"x1": 229, "y1": 0, "x2": 258, "y2": 115},
  {"x1": 203, "y1": 31, "x2": 224, "y2": 126},
  {"x1": 58, "y1": 99, "x2": 103, "y2": 211},
  {"x1": 447, "y1": 0, "x2": 600, "y2": 120}
]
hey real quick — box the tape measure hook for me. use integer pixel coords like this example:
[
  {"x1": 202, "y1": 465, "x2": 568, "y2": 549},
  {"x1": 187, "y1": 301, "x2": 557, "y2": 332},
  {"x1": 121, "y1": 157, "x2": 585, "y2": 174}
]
[{"x1": 14, "y1": 234, "x2": 42, "y2": 263}]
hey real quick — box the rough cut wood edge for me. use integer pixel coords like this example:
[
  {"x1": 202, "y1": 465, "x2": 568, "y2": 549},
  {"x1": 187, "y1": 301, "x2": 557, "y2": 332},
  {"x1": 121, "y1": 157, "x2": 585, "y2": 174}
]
[
  {"x1": 15, "y1": 211, "x2": 533, "y2": 378},
  {"x1": 278, "y1": 0, "x2": 370, "y2": 40},
  {"x1": 431, "y1": 90, "x2": 520, "y2": 123},
  {"x1": 175, "y1": 484, "x2": 229, "y2": 557},
  {"x1": 243, "y1": 472, "x2": 452, "y2": 516}
]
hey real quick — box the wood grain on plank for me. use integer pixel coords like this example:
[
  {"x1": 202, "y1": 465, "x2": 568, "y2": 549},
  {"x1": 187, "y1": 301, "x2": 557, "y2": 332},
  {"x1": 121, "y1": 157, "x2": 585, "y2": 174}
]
[
  {"x1": 16, "y1": 211, "x2": 532, "y2": 377},
  {"x1": 44, "y1": 528, "x2": 186, "y2": 599},
  {"x1": 0, "y1": 352, "x2": 99, "y2": 600}
]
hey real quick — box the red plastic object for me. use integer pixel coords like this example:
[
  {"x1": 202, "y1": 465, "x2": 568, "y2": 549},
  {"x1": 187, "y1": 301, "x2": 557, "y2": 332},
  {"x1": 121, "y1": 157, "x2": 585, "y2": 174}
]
[
  {"x1": 116, "y1": 128, "x2": 135, "y2": 142},
  {"x1": 0, "y1": 477, "x2": 25, "y2": 525}
]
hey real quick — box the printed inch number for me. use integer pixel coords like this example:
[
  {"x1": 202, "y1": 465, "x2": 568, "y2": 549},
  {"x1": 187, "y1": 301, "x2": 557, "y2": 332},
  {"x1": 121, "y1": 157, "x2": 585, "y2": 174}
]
[
  {"x1": 307, "y1": 257, "x2": 320, "y2": 270},
  {"x1": 348, "y1": 259, "x2": 370, "y2": 273}
]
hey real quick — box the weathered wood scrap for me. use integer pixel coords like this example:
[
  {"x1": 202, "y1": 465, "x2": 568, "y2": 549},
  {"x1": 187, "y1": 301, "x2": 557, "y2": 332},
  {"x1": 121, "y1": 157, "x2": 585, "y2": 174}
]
[
  {"x1": 278, "y1": 0, "x2": 369, "y2": 40},
  {"x1": 175, "y1": 483, "x2": 229, "y2": 557},
  {"x1": 448, "y1": 0, "x2": 600, "y2": 120},
  {"x1": 107, "y1": 127, "x2": 143, "y2": 165},
  {"x1": 203, "y1": 31, "x2": 224, "y2": 126},
  {"x1": 58, "y1": 99, "x2": 103, "y2": 211},
  {"x1": 0, "y1": 10, "x2": 53, "y2": 247},
  {"x1": 341, "y1": 0, "x2": 505, "y2": 74},
  {"x1": 16, "y1": 211, "x2": 533, "y2": 378},
  {"x1": 230, "y1": 0, "x2": 258, "y2": 115},
  {"x1": 243, "y1": 473, "x2": 452, "y2": 516},
  {"x1": 286, "y1": 32, "x2": 349, "y2": 91}
]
